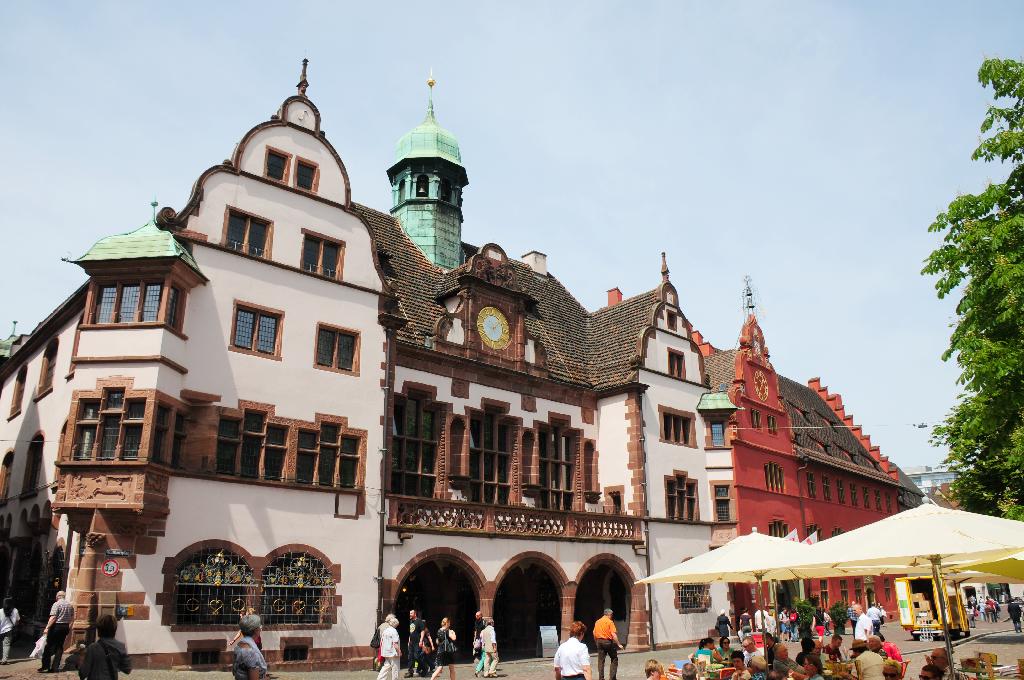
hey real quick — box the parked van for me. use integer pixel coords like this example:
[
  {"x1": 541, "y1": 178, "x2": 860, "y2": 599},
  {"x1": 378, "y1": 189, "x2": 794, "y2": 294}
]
[{"x1": 894, "y1": 576, "x2": 969, "y2": 640}]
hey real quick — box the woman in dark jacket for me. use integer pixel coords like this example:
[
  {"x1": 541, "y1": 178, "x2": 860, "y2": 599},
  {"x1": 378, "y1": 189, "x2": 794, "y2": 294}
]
[
  {"x1": 79, "y1": 614, "x2": 131, "y2": 679},
  {"x1": 716, "y1": 609, "x2": 732, "y2": 638}
]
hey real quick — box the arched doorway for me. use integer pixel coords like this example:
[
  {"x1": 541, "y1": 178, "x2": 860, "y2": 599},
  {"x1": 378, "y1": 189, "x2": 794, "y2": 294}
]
[
  {"x1": 394, "y1": 559, "x2": 479, "y2": 661},
  {"x1": 493, "y1": 561, "x2": 562, "y2": 658},
  {"x1": 574, "y1": 562, "x2": 631, "y2": 650}
]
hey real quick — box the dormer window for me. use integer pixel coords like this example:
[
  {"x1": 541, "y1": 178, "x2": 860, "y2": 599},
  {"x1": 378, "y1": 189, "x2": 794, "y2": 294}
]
[
  {"x1": 265, "y1": 149, "x2": 290, "y2": 182},
  {"x1": 295, "y1": 159, "x2": 318, "y2": 192},
  {"x1": 416, "y1": 174, "x2": 429, "y2": 197},
  {"x1": 666, "y1": 312, "x2": 678, "y2": 330}
]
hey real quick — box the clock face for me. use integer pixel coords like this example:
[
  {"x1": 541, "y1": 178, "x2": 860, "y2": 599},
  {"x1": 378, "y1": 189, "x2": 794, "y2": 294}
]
[
  {"x1": 476, "y1": 306, "x2": 511, "y2": 350},
  {"x1": 754, "y1": 370, "x2": 769, "y2": 401}
]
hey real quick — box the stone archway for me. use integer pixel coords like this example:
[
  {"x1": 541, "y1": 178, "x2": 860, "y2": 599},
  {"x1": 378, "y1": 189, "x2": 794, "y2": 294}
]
[
  {"x1": 492, "y1": 553, "x2": 567, "y2": 658},
  {"x1": 392, "y1": 551, "x2": 482, "y2": 661},
  {"x1": 574, "y1": 556, "x2": 639, "y2": 650}
]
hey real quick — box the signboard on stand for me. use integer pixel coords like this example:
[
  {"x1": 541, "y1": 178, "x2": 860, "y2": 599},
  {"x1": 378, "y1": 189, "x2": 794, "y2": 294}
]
[{"x1": 538, "y1": 626, "x2": 558, "y2": 657}]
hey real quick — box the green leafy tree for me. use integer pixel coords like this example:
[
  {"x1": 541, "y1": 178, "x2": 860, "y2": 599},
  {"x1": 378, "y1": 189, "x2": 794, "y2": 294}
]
[
  {"x1": 793, "y1": 598, "x2": 816, "y2": 639},
  {"x1": 922, "y1": 58, "x2": 1024, "y2": 518}
]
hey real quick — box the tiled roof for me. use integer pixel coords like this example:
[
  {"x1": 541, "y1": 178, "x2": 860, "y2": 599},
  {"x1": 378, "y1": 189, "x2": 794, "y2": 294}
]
[
  {"x1": 75, "y1": 220, "x2": 203, "y2": 276},
  {"x1": 351, "y1": 203, "x2": 662, "y2": 390},
  {"x1": 704, "y1": 348, "x2": 905, "y2": 487}
]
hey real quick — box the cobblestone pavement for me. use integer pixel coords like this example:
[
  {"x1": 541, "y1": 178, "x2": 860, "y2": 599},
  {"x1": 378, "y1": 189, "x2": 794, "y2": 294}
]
[{"x1": 0, "y1": 620, "x2": 1019, "y2": 680}]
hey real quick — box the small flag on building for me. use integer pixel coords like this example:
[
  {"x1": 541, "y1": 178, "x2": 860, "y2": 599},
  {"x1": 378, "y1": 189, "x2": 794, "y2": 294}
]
[
  {"x1": 784, "y1": 529, "x2": 800, "y2": 542},
  {"x1": 802, "y1": 531, "x2": 818, "y2": 545}
]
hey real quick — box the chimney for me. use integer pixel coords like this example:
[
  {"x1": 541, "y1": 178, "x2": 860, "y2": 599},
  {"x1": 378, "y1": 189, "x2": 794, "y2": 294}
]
[
  {"x1": 607, "y1": 287, "x2": 623, "y2": 306},
  {"x1": 521, "y1": 251, "x2": 547, "y2": 276}
]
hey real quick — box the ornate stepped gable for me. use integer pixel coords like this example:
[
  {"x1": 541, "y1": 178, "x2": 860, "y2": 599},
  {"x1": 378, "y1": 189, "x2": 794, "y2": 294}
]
[{"x1": 352, "y1": 202, "x2": 677, "y2": 390}]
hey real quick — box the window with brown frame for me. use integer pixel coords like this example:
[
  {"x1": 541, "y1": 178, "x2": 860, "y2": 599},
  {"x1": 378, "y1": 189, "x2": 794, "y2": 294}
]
[
  {"x1": 609, "y1": 491, "x2": 623, "y2": 514},
  {"x1": 750, "y1": 409, "x2": 762, "y2": 429},
  {"x1": 314, "y1": 325, "x2": 357, "y2": 373},
  {"x1": 837, "y1": 478, "x2": 846, "y2": 504},
  {"x1": 806, "y1": 470, "x2": 816, "y2": 498},
  {"x1": 22, "y1": 435, "x2": 43, "y2": 493},
  {"x1": 468, "y1": 413, "x2": 511, "y2": 505},
  {"x1": 768, "y1": 519, "x2": 788, "y2": 538},
  {"x1": 884, "y1": 577, "x2": 892, "y2": 601},
  {"x1": 832, "y1": 526, "x2": 844, "y2": 537},
  {"x1": 72, "y1": 389, "x2": 145, "y2": 461},
  {"x1": 232, "y1": 304, "x2": 281, "y2": 357},
  {"x1": 666, "y1": 474, "x2": 697, "y2": 521},
  {"x1": 667, "y1": 350, "x2": 685, "y2": 379},
  {"x1": 537, "y1": 424, "x2": 575, "y2": 511},
  {"x1": 265, "y1": 148, "x2": 290, "y2": 182},
  {"x1": 225, "y1": 210, "x2": 270, "y2": 257},
  {"x1": 390, "y1": 397, "x2": 437, "y2": 497},
  {"x1": 819, "y1": 580, "x2": 830, "y2": 607},
  {"x1": 710, "y1": 421, "x2": 726, "y2": 447},
  {"x1": 153, "y1": 406, "x2": 170, "y2": 464},
  {"x1": 38, "y1": 340, "x2": 58, "y2": 395},
  {"x1": 885, "y1": 493, "x2": 892, "y2": 514},
  {"x1": 666, "y1": 312, "x2": 678, "y2": 331},
  {"x1": 862, "y1": 486, "x2": 870, "y2": 508},
  {"x1": 822, "y1": 474, "x2": 832, "y2": 501},
  {"x1": 93, "y1": 281, "x2": 165, "y2": 324},
  {"x1": 764, "y1": 462, "x2": 785, "y2": 492},
  {"x1": 301, "y1": 234, "x2": 343, "y2": 279},
  {"x1": 854, "y1": 579, "x2": 863, "y2": 603},
  {"x1": 850, "y1": 482, "x2": 858, "y2": 507},
  {"x1": 767, "y1": 414, "x2": 778, "y2": 434},
  {"x1": 9, "y1": 366, "x2": 26, "y2": 417},
  {"x1": 713, "y1": 484, "x2": 732, "y2": 521},
  {"x1": 874, "y1": 489, "x2": 882, "y2": 511},
  {"x1": 675, "y1": 583, "x2": 710, "y2": 613},
  {"x1": 0, "y1": 452, "x2": 11, "y2": 499},
  {"x1": 805, "y1": 523, "x2": 820, "y2": 540},
  {"x1": 661, "y1": 411, "x2": 691, "y2": 445},
  {"x1": 295, "y1": 160, "x2": 318, "y2": 192},
  {"x1": 839, "y1": 578, "x2": 849, "y2": 602},
  {"x1": 171, "y1": 413, "x2": 185, "y2": 468}
]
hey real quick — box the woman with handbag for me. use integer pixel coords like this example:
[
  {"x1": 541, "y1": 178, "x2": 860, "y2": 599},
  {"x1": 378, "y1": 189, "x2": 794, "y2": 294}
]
[
  {"x1": 78, "y1": 614, "x2": 132, "y2": 679},
  {"x1": 430, "y1": 617, "x2": 458, "y2": 680}
]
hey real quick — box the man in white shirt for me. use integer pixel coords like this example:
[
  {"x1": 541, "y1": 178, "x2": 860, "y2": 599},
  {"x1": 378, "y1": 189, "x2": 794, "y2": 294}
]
[
  {"x1": 378, "y1": 614, "x2": 402, "y2": 680},
  {"x1": 741, "y1": 637, "x2": 758, "y2": 666},
  {"x1": 866, "y1": 604, "x2": 883, "y2": 635},
  {"x1": 554, "y1": 621, "x2": 592, "y2": 680},
  {"x1": 853, "y1": 604, "x2": 873, "y2": 642}
]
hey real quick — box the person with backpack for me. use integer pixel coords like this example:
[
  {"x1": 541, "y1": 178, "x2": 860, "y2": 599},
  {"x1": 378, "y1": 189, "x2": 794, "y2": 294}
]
[
  {"x1": 78, "y1": 614, "x2": 132, "y2": 679},
  {"x1": 0, "y1": 597, "x2": 19, "y2": 665}
]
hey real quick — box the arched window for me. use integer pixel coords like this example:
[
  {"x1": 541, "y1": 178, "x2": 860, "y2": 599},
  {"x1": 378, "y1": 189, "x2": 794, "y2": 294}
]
[
  {"x1": 261, "y1": 552, "x2": 333, "y2": 625},
  {"x1": 398, "y1": 179, "x2": 406, "y2": 201},
  {"x1": 415, "y1": 174, "x2": 429, "y2": 198},
  {"x1": 0, "y1": 453, "x2": 12, "y2": 500},
  {"x1": 439, "y1": 179, "x2": 452, "y2": 203},
  {"x1": 22, "y1": 436, "x2": 43, "y2": 493},
  {"x1": 38, "y1": 340, "x2": 58, "y2": 394},
  {"x1": 174, "y1": 548, "x2": 255, "y2": 625},
  {"x1": 8, "y1": 367, "x2": 26, "y2": 418}
]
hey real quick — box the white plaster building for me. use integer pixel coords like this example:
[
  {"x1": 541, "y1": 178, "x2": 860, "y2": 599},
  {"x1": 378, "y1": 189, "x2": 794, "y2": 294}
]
[{"x1": 0, "y1": 64, "x2": 736, "y2": 669}]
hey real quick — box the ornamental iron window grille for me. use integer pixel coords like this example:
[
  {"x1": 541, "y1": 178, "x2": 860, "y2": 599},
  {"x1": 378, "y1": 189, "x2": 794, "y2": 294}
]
[
  {"x1": 174, "y1": 549, "x2": 256, "y2": 625},
  {"x1": 260, "y1": 552, "x2": 333, "y2": 625},
  {"x1": 675, "y1": 583, "x2": 711, "y2": 612}
]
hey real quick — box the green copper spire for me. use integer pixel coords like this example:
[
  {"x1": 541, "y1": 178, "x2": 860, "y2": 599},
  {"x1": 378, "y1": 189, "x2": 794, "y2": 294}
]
[{"x1": 388, "y1": 73, "x2": 469, "y2": 270}]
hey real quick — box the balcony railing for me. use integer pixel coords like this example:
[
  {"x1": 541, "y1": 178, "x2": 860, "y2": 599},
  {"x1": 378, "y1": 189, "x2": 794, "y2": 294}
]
[{"x1": 387, "y1": 495, "x2": 642, "y2": 543}]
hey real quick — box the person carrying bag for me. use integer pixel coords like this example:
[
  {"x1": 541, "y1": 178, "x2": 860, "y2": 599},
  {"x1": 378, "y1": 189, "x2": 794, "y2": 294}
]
[{"x1": 78, "y1": 614, "x2": 132, "y2": 679}]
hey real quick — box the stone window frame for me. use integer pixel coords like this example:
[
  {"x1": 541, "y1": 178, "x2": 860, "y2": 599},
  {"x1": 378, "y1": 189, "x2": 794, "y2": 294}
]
[
  {"x1": 229, "y1": 299, "x2": 285, "y2": 361},
  {"x1": 312, "y1": 322, "x2": 360, "y2": 377},
  {"x1": 264, "y1": 145, "x2": 293, "y2": 184},
  {"x1": 465, "y1": 407, "x2": 517, "y2": 506},
  {"x1": 806, "y1": 470, "x2": 816, "y2": 499},
  {"x1": 764, "y1": 461, "x2": 785, "y2": 493},
  {"x1": 389, "y1": 389, "x2": 443, "y2": 499},
  {"x1": 36, "y1": 339, "x2": 59, "y2": 400},
  {"x1": 709, "y1": 480, "x2": 734, "y2": 522},
  {"x1": 767, "y1": 518, "x2": 789, "y2": 538},
  {"x1": 664, "y1": 469, "x2": 699, "y2": 522},
  {"x1": 674, "y1": 582, "x2": 711, "y2": 614},
  {"x1": 300, "y1": 228, "x2": 346, "y2": 281},
  {"x1": 7, "y1": 366, "x2": 26, "y2": 420},
  {"x1": 293, "y1": 155, "x2": 321, "y2": 194},
  {"x1": 221, "y1": 205, "x2": 275, "y2": 260},
  {"x1": 603, "y1": 485, "x2": 625, "y2": 515},
  {"x1": 159, "y1": 540, "x2": 341, "y2": 632},
  {"x1": 0, "y1": 451, "x2": 13, "y2": 501},
  {"x1": 822, "y1": 474, "x2": 832, "y2": 502},
  {"x1": 81, "y1": 265, "x2": 194, "y2": 337},
  {"x1": 533, "y1": 414, "x2": 580, "y2": 512},
  {"x1": 666, "y1": 348, "x2": 686, "y2": 379},
  {"x1": 657, "y1": 405, "x2": 696, "y2": 448}
]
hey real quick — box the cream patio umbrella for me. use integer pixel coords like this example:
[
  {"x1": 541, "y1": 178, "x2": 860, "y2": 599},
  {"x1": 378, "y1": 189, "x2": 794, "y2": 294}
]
[
  {"x1": 956, "y1": 550, "x2": 1024, "y2": 581},
  {"x1": 796, "y1": 503, "x2": 1024, "y2": 671}
]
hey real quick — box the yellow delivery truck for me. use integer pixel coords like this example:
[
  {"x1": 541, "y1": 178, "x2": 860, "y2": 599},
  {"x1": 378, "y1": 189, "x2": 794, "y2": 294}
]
[{"x1": 893, "y1": 576, "x2": 969, "y2": 640}]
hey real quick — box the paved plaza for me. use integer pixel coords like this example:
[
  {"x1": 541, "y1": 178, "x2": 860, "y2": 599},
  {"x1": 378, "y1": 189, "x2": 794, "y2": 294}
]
[{"x1": 0, "y1": 619, "x2": 1019, "y2": 680}]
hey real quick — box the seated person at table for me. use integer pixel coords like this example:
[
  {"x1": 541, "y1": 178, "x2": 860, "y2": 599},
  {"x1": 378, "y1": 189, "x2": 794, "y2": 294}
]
[
  {"x1": 731, "y1": 650, "x2": 748, "y2": 676},
  {"x1": 919, "y1": 664, "x2": 944, "y2": 680},
  {"x1": 767, "y1": 672, "x2": 785, "y2": 680},
  {"x1": 849, "y1": 640, "x2": 883, "y2": 680},
  {"x1": 826, "y1": 635, "x2": 847, "y2": 662},
  {"x1": 796, "y1": 638, "x2": 816, "y2": 665},
  {"x1": 693, "y1": 638, "x2": 716, "y2": 664},
  {"x1": 681, "y1": 662, "x2": 699, "y2": 680},
  {"x1": 715, "y1": 636, "x2": 734, "y2": 663},
  {"x1": 881, "y1": 660, "x2": 902, "y2": 680},
  {"x1": 772, "y1": 643, "x2": 807, "y2": 680},
  {"x1": 645, "y1": 659, "x2": 667, "y2": 679},
  {"x1": 742, "y1": 637, "x2": 758, "y2": 666},
  {"x1": 924, "y1": 649, "x2": 949, "y2": 680},
  {"x1": 763, "y1": 634, "x2": 777, "y2": 667},
  {"x1": 878, "y1": 635, "x2": 902, "y2": 663},
  {"x1": 802, "y1": 654, "x2": 825, "y2": 680},
  {"x1": 748, "y1": 656, "x2": 768, "y2": 680}
]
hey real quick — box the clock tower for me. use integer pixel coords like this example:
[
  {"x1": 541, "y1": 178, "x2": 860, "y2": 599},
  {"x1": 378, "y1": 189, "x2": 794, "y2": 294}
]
[{"x1": 388, "y1": 75, "x2": 469, "y2": 270}]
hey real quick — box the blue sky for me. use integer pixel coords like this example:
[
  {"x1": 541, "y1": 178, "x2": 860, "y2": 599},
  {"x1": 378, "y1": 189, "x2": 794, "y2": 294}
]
[{"x1": 2, "y1": 1, "x2": 1021, "y2": 468}]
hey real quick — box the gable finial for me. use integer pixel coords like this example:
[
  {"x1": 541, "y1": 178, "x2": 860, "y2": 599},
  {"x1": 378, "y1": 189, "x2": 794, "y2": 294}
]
[
  {"x1": 297, "y1": 58, "x2": 309, "y2": 96},
  {"x1": 151, "y1": 197, "x2": 158, "y2": 221},
  {"x1": 661, "y1": 251, "x2": 670, "y2": 282},
  {"x1": 742, "y1": 275, "x2": 757, "y2": 317},
  {"x1": 9, "y1": 321, "x2": 16, "y2": 337},
  {"x1": 426, "y1": 68, "x2": 436, "y2": 120}
]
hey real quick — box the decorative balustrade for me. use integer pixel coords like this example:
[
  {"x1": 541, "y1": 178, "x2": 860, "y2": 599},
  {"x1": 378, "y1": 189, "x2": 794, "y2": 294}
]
[{"x1": 388, "y1": 495, "x2": 641, "y2": 542}]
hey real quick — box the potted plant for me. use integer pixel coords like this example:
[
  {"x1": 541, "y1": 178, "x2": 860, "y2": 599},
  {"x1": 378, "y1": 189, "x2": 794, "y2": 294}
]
[{"x1": 829, "y1": 602, "x2": 850, "y2": 635}]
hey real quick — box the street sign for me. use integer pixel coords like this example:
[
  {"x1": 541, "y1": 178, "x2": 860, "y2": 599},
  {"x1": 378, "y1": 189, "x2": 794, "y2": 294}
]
[
  {"x1": 538, "y1": 625, "x2": 558, "y2": 658},
  {"x1": 100, "y1": 559, "x2": 119, "y2": 577},
  {"x1": 105, "y1": 549, "x2": 132, "y2": 557}
]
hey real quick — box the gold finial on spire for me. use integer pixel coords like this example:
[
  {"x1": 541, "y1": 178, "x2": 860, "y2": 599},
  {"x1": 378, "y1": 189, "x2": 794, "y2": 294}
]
[
  {"x1": 427, "y1": 67, "x2": 436, "y2": 89},
  {"x1": 297, "y1": 58, "x2": 309, "y2": 96},
  {"x1": 661, "y1": 251, "x2": 670, "y2": 282}
]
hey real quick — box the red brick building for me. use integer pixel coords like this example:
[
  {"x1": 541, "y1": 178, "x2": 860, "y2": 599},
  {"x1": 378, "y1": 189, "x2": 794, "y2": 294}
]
[{"x1": 700, "y1": 315, "x2": 922, "y2": 620}]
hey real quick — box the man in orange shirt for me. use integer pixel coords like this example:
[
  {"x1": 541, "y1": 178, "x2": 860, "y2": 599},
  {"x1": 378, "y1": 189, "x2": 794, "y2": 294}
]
[{"x1": 594, "y1": 608, "x2": 623, "y2": 680}]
